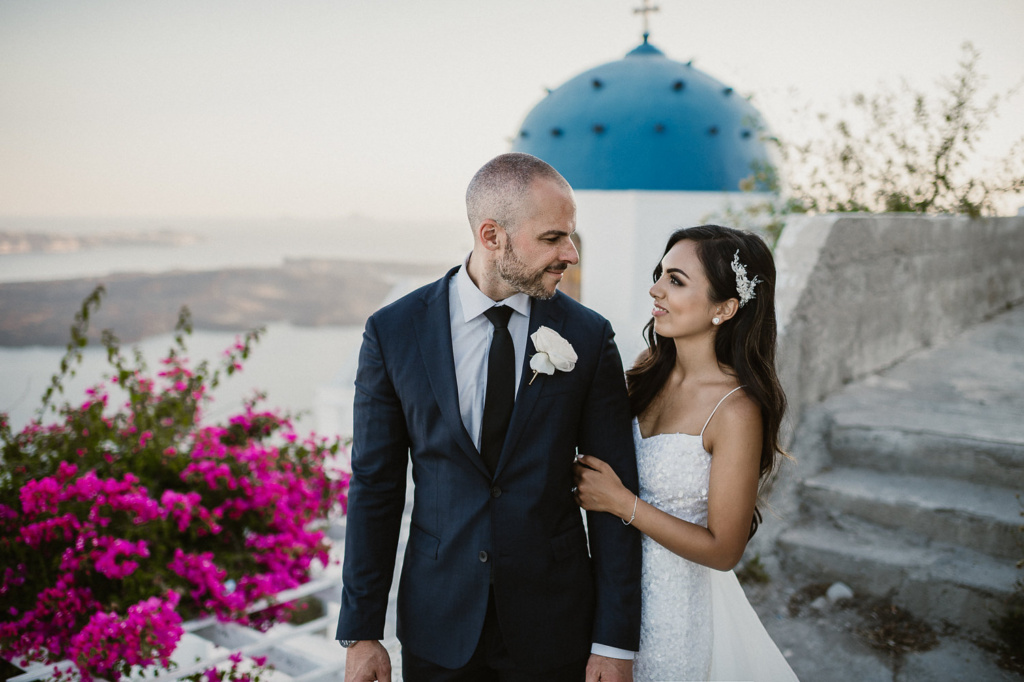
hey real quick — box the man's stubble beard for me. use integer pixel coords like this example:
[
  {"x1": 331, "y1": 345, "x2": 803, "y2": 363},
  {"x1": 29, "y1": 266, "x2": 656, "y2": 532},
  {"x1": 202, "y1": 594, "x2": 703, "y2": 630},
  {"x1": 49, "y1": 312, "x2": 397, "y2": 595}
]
[{"x1": 496, "y1": 237, "x2": 565, "y2": 300}]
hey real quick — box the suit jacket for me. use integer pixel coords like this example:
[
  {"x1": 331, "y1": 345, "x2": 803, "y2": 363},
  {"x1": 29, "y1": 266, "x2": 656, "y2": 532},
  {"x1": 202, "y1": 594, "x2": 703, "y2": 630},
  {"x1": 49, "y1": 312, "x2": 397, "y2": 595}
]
[{"x1": 336, "y1": 266, "x2": 641, "y2": 671}]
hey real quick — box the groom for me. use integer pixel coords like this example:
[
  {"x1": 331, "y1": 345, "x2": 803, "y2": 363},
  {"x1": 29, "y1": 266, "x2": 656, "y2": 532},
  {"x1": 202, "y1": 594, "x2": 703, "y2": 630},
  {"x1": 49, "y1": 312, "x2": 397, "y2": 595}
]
[{"x1": 336, "y1": 153, "x2": 641, "y2": 681}]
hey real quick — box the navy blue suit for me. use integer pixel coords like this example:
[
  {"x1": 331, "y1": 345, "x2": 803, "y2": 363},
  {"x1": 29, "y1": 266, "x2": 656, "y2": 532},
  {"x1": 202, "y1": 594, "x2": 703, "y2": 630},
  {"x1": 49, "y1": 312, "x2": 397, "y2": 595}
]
[{"x1": 337, "y1": 267, "x2": 641, "y2": 672}]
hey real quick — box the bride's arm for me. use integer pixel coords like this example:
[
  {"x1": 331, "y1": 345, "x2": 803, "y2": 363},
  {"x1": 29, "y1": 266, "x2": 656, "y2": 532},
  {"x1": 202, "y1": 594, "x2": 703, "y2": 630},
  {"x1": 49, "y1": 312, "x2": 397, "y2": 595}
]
[{"x1": 575, "y1": 397, "x2": 762, "y2": 571}]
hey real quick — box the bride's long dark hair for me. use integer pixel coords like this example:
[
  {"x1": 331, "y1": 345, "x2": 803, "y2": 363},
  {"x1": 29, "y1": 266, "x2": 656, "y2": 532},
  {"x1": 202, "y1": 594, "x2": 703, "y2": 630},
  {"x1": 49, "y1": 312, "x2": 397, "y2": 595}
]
[{"x1": 626, "y1": 225, "x2": 787, "y2": 538}]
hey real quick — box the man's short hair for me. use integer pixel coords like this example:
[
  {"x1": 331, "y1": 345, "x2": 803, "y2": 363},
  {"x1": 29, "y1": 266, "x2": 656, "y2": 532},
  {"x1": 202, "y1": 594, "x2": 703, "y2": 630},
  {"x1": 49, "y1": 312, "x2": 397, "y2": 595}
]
[{"x1": 466, "y1": 153, "x2": 572, "y2": 233}]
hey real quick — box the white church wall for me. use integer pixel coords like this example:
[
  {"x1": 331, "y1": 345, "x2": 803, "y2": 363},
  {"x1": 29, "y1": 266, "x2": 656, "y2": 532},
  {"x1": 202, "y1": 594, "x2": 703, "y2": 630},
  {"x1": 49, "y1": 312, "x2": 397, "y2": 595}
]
[{"x1": 575, "y1": 189, "x2": 771, "y2": 366}]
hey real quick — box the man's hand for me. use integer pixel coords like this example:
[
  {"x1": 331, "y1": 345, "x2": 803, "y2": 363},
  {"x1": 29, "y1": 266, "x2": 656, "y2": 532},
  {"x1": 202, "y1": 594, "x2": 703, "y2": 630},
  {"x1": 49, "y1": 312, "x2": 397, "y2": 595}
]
[
  {"x1": 585, "y1": 653, "x2": 633, "y2": 682},
  {"x1": 344, "y1": 640, "x2": 392, "y2": 682}
]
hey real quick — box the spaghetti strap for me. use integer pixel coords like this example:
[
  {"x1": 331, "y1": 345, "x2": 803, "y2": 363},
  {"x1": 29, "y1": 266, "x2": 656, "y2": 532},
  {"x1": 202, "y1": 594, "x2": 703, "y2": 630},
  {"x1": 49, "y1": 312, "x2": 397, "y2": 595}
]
[{"x1": 699, "y1": 386, "x2": 745, "y2": 438}]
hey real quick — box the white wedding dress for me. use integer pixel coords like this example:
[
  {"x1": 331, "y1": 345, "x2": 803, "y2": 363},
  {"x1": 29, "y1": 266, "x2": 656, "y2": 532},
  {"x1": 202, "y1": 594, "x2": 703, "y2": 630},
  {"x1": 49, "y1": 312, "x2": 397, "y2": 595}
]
[{"x1": 632, "y1": 389, "x2": 799, "y2": 682}]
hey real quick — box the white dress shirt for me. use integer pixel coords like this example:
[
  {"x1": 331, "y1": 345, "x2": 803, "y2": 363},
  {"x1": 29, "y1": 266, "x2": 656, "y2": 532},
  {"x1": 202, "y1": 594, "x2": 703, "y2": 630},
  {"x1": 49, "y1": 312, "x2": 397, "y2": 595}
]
[
  {"x1": 448, "y1": 258, "x2": 634, "y2": 662},
  {"x1": 449, "y1": 259, "x2": 531, "y2": 450}
]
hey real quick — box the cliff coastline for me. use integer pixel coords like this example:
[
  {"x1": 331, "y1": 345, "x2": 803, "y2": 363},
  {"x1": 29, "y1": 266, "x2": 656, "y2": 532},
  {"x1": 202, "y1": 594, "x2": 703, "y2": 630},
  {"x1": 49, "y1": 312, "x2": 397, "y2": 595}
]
[{"x1": 0, "y1": 258, "x2": 446, "y2": 347}]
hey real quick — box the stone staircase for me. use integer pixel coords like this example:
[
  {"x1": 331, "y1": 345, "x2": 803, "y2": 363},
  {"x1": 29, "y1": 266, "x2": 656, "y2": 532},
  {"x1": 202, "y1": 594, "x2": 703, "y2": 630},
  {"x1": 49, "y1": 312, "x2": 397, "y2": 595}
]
[{"x1": 778, "y1": 304, "x2": 1024, "y2": 634}]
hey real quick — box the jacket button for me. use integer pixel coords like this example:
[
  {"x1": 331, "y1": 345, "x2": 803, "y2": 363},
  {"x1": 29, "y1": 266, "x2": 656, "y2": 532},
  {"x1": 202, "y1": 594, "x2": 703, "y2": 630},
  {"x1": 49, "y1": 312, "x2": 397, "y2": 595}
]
[
  {"x1": 478, "y1": 551, "x2": 489, "y2": 563},
  {"x1": 490, "y1": 486, "x2": 502, "y2": 498}
]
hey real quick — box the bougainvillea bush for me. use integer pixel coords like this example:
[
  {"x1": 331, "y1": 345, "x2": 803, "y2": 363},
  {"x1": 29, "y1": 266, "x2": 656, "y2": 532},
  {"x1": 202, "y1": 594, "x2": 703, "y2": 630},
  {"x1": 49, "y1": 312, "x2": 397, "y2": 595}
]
[{"x1": 0, "y1": 288, "x2": 350, "y2": 681}]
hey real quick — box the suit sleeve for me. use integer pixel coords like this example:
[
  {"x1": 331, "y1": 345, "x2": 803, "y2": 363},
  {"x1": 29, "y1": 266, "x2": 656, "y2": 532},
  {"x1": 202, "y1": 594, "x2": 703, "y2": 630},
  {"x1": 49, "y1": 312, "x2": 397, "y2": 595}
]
[
  {"x1": 336, "y1": 314, "x2": 411, "y2": 641},
  {"x1": 579, "y1": 320, "x2": 643, "y2": 651}
]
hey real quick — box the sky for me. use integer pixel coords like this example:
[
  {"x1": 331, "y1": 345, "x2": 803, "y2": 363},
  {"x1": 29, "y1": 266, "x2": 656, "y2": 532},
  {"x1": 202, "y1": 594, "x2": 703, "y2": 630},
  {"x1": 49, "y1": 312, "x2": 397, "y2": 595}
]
[{"x1": 1, "y1": 0, "x2": 1022, "y2": 226}]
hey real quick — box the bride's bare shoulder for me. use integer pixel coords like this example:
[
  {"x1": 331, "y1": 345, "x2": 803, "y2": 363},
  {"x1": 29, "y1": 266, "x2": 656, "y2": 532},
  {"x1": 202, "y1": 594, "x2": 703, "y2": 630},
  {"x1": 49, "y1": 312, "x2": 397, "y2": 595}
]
[
  {"x1": 708, "y1": 388, "x2": 762, "y2": 441},
  {"x1": 721, "y1": 387, "x2": 760, "y2": 420}
]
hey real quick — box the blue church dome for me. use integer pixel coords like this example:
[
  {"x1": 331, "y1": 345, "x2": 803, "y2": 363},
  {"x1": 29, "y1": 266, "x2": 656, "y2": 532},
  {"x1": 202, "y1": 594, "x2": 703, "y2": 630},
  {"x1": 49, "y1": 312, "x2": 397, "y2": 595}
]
[{"x1": 511, "y1": 39, "x2": 770, "y2": 192}]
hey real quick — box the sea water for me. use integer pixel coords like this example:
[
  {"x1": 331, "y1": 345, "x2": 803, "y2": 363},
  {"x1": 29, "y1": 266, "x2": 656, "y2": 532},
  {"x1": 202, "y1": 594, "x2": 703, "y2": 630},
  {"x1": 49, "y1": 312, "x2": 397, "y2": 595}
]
[
  {"x1": 0, "y1": 217, "x2": 468, "y2": 435},
  {"x1": 0, "y1": 323, "x2": 366, "y2": 436}
]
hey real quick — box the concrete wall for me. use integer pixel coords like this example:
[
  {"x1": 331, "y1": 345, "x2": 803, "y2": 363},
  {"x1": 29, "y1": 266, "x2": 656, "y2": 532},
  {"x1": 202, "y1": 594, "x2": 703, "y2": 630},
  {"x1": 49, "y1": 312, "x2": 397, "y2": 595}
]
[
  {"x1": 745, "y1": 213, "x2": 1024, "y2": 559},
  {"x1": 774, "y1": 213, "x2": 1024, "y2": 430}
]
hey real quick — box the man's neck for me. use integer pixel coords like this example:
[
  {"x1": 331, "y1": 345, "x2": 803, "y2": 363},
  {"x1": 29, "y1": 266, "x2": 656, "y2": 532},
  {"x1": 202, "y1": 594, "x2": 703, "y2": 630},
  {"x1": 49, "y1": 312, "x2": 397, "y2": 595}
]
[{"x1": 466, "y1": 250, "x2": 515, "y2": 302}]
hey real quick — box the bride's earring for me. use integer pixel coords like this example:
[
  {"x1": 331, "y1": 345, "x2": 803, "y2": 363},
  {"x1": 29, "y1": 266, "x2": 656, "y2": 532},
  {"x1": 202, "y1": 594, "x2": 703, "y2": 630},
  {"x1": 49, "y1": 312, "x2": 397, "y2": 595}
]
[{"x1": 712, "y1": 317, "x2": 721, "y2": 325}]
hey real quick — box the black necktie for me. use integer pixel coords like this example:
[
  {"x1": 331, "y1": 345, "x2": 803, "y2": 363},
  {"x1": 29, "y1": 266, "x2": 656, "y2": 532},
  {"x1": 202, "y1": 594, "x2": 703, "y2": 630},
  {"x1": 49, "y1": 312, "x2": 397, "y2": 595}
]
[{"x1": 481, "y1": 306, "x2": 515, "y2": 476}]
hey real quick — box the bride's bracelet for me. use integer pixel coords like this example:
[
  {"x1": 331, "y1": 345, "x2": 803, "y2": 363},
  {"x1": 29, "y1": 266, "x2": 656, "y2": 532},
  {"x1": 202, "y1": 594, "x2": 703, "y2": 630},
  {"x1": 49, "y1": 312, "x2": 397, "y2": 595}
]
[{"x1": 622, "y1": 494, "x2": 638, "y2": 526}]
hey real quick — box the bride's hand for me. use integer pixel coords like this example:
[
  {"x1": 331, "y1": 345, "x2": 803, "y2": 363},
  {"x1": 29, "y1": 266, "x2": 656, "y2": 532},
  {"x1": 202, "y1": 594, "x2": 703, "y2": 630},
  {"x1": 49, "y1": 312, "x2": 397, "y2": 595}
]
[{"x1": 574, "y1": 455, "x2": 634, "y2": 519}]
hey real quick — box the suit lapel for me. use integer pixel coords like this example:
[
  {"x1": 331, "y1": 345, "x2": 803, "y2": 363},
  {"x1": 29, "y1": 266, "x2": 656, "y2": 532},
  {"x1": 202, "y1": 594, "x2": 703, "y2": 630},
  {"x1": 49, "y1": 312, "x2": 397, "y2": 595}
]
[
  {"x1": 414, "y1": 269, "x2": 490, "y2": 478},
  {"x1": 493, "y1": 293, "x2": 567, "y2": 478}
]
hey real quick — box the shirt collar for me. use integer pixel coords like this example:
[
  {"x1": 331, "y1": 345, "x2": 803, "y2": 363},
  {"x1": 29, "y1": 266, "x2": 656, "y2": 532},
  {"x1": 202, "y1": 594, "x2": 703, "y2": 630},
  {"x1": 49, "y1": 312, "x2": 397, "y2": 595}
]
[{"x1": 455, "y1": 253, "x2": 531, "y2": 324}]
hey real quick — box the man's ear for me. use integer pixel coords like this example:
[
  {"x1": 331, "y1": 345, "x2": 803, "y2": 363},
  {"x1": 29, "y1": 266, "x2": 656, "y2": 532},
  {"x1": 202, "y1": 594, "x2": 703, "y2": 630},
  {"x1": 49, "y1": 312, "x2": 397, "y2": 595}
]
[{"x1": 478, "y1": 219, "x2": 504, "y2": 252}]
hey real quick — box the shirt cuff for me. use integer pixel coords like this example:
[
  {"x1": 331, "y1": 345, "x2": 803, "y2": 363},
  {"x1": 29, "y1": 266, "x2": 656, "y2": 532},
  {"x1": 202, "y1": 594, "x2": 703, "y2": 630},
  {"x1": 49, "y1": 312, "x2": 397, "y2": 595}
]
[{"x1": 590, "y1": 643, "x2": 636, "y2": 660}]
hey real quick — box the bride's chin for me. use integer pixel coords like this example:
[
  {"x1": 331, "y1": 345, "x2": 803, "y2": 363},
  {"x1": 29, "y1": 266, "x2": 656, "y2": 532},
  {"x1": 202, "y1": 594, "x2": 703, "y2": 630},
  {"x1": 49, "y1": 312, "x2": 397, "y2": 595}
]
[{"x1": 653, "y1": 320, "x2": 684, "y2": 339}]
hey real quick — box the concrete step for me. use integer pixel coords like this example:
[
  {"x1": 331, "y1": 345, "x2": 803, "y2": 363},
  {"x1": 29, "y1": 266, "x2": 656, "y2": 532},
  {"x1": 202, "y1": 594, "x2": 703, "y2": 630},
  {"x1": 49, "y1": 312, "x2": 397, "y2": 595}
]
[
  {"x1": 777, "y1": 520, "x2": 1020, "y2": 635},
  {"x1": 802, "y1": 468, "x2": 1024, "y2": 561},
  {"x1": 827, "y1": 410, "x2": 1024, "y2": 490},
  {"x1": 820, "y1": 305, "x2": 1024, "y2": 489}
]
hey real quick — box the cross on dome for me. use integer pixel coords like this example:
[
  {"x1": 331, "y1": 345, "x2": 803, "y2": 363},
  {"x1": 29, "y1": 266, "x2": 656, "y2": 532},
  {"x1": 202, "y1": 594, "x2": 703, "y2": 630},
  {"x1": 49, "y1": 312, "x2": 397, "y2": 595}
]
[{"x1": 633, "y1": 0, "x2": 660, "y2": 41}]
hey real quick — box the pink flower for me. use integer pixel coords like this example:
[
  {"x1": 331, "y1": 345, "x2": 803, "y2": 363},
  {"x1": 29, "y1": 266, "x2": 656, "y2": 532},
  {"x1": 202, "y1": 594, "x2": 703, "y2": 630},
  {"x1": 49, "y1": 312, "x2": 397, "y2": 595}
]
[
  {"x1": 167, "y1": 549, "x2": 245, "y2": 617},
  {"x1": 93, "y1": 539, "x2": 149, "y2": 580},
  {"x1": 68, "y1": 592, "x2": 182, "y2": 680},
  {"x1": 160, "y1": 490, "x2": 202, "y2": 532},
  {"x1": 19, "y1": 513, "x2": 80, "y2": 547},
  {"x1": 20, "y1": 477, "x2": 61, "y2": 516}
]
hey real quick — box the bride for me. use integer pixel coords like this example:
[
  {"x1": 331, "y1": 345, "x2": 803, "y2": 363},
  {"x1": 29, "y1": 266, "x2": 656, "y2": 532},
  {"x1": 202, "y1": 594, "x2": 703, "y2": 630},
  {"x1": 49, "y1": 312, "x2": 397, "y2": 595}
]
[{"x1": 575, "y1": 225, "x2": 798, "y2": 681}]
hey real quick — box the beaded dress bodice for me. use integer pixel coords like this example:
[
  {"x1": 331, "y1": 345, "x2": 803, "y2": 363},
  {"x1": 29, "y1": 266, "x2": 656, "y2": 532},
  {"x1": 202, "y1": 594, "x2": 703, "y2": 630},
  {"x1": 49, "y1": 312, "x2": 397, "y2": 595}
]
[
  {"x1": 632, "y1": 418, "x2": 714, "y2": 681},
  {"x1": 636, "y1": 424, "x2": 712, "y2": 526}
]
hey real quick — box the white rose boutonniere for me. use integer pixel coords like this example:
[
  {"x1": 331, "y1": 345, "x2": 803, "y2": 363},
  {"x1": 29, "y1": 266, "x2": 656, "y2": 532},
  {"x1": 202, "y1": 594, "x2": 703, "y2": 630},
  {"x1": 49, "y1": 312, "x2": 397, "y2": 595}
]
[{"x1": 528, "y1": 326, "x2": 577, "y2": 385}]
